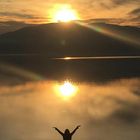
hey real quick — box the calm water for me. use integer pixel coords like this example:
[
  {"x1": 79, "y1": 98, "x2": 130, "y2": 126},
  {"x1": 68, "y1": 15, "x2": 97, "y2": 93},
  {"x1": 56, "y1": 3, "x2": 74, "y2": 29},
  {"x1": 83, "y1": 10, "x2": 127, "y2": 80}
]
[{"x1": 0, "y1": 56, "x2": 140, "y2": 140}]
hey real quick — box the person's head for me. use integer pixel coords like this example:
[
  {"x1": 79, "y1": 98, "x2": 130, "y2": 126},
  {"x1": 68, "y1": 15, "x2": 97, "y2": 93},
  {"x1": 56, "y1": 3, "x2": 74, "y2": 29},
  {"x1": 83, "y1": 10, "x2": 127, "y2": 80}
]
[{"x1": 65, "y1": 129, "x2": 70, "y2": 134}]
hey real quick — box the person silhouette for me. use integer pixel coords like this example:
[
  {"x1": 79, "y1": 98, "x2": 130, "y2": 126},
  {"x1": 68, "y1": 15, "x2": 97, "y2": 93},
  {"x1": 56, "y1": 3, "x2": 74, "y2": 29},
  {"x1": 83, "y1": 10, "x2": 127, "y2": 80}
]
[{"x1": 53, "y1": 125, "x2": 81, "y2": 140}]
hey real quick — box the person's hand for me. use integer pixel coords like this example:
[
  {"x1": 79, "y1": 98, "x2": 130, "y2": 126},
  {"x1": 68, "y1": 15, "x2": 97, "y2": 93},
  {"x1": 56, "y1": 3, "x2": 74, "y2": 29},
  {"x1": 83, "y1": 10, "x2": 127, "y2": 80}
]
[
  {"x1": 76, "y1": 125, "x2": 81, "y2": 129},
  {"x1": 53, "y1": 127, "x2": 57, "y2": 130}
]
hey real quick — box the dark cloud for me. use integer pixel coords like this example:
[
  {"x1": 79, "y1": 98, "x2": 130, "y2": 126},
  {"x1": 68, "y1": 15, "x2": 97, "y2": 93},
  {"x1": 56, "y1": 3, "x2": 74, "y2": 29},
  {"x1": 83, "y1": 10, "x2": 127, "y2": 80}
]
[
  {"x1": 129, "y1": 17, "x2": 140, "y2": 27},
  {"x1": 129, "y1": 8, "x2": 140, "y2": 15},
  {"x1": 85, "y1": 18, "x2": 125, "y2": 25},
  {"x1": 126, "y1": 8, "x2": 140, "y2": 27},
  {"x1": 85, "y1": 8, "x2": 140, "y2": 27},
  {"x1": 99, "y1": 0, "x2": 140, "y2": 9},
  {"x1": 112, "y1": 0, "x2": 140, "y2": 5},
  {"x1": 0, "y1": 12, "x2": 41, "y2": 19}
]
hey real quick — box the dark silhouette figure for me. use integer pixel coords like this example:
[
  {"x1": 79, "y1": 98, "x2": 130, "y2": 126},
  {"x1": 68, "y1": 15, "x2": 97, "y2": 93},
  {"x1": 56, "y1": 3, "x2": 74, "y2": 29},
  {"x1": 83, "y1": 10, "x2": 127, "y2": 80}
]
[{"x1": 53, "y1": 125, "x2": 81, "y2": 140}]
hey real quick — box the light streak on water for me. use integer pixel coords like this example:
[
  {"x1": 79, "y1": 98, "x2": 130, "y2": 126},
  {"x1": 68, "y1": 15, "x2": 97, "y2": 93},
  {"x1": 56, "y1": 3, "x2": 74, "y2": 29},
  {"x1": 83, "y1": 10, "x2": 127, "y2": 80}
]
[{"x1": 54, "y1": 56, "x2": 140, "y2": 60}]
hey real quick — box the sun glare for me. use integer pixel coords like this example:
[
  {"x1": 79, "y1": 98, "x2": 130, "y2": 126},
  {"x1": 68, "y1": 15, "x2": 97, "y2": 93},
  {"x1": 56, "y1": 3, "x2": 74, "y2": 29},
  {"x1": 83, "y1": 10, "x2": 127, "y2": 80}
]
[
  {"x1": 55, "y1": 81, "x2": 78, "y2": 99},
  {"x1": 50, "y1": 4, "x2": 79, "y2": 22}
]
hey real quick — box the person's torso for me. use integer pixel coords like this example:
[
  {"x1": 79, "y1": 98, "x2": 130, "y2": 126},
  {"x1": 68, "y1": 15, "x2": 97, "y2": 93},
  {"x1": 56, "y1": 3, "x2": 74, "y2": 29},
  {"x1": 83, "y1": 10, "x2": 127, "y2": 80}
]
[{"x1": 63, "y1": 134, "x2": 72, "y2": 140}]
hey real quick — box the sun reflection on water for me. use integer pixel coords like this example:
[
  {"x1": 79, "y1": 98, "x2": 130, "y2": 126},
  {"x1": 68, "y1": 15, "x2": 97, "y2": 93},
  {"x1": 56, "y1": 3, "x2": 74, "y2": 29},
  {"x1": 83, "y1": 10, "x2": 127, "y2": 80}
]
[{"x1": 54, "y1": 80, "x2": 78, "y2": 100}]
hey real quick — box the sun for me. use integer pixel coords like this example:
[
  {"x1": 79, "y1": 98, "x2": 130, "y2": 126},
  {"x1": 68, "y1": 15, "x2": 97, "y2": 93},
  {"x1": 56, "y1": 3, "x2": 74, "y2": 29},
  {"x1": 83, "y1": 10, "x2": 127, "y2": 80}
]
[
  {"x1": 54, "y1": 81, "x2": 78, "y2": 99},
  {"x1": 50, "y1": 4, "x2": 79, "y2": 22}
]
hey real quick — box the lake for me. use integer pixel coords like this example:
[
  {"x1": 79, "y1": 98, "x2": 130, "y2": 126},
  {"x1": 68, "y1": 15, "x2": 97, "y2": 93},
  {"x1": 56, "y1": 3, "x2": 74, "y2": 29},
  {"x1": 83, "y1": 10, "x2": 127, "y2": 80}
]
[{"x1": 0, "y1": 56, "x2": 140, "y2": 140}]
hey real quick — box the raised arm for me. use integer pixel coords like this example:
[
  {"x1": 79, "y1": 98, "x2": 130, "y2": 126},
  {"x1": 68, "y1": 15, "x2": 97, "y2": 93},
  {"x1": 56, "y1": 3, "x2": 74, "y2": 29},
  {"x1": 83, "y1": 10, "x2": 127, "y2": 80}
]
[
  {"x1": 53, "y1": 127, "x2": 64, "y2": 136},
  {"x1": 71, "y1": 125, "x2": 81, "y2": 135}
]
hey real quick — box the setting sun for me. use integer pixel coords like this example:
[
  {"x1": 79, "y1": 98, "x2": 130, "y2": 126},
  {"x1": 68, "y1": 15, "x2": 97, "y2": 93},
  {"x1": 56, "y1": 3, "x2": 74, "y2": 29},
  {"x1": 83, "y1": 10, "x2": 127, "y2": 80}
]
[{"x1": 50, "y1": 4, "x2": 79, "y2": 22}]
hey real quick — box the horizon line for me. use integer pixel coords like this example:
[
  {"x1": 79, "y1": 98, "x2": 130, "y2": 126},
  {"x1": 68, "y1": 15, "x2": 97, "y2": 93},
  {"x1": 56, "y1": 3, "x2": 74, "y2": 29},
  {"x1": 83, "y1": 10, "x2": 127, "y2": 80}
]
[{"x1": 0, "y1": 54, "x2": 140, "y2": 59}]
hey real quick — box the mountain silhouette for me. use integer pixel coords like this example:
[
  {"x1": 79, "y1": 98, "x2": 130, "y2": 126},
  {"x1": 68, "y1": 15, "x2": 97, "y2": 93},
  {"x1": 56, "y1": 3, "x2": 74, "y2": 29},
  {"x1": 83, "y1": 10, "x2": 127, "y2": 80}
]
[
  {"x1": 0, "y1": 22, "x2": 140, "y2": 82},
  {"x1": 0, "y1": 22, "x2": 140, "y2": 56}
]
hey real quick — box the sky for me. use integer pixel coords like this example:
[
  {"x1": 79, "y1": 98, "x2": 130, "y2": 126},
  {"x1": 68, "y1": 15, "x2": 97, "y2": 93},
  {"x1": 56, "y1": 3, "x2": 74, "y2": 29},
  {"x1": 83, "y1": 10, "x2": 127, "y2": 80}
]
[
  {"x1": 0, "y1": 0, "x2": 140, "y2": 34},
  {"x1": 0, "y1": 0, "x2": 140, "y2": 22}
]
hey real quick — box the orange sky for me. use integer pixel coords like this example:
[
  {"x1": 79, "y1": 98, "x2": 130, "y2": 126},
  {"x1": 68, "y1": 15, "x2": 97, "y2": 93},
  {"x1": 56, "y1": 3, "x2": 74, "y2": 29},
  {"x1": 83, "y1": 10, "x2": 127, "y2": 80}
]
[{"x1": 0, "y1": 0, "x2": 140, "y2": 25}]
